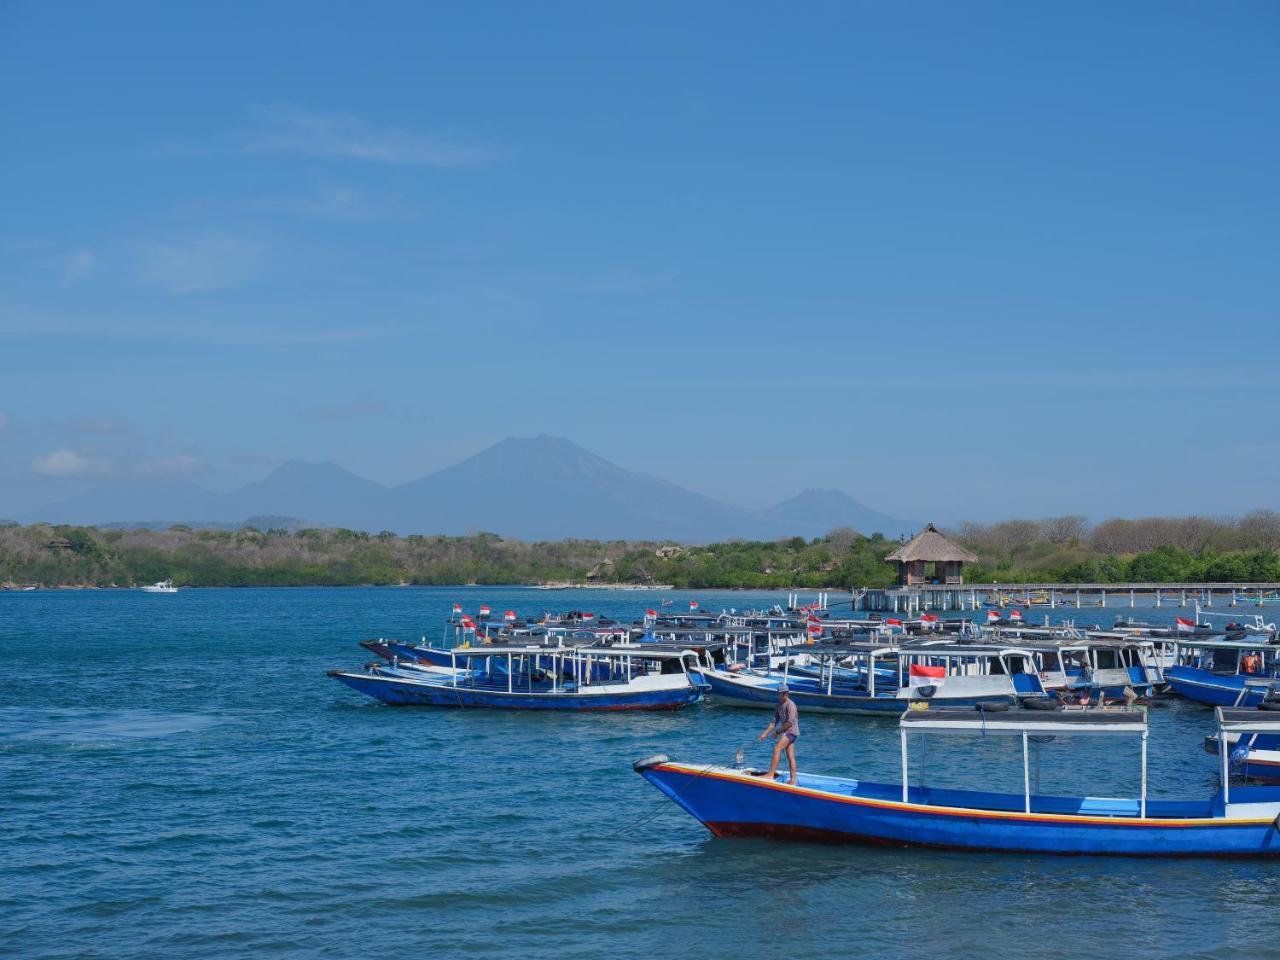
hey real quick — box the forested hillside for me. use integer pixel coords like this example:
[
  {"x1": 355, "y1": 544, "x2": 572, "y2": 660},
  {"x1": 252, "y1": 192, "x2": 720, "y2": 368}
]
[{"x1": 3, "y1": 512, "x2": 1280, "y2": 589}]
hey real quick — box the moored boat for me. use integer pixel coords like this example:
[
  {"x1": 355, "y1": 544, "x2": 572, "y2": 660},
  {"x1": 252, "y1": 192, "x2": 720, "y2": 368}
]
[
  {"x1": 634, "y1": 706, "x2": 1280, "y2": 856},
  {"x1": 1166, "y1": 639, "x2": 1280, "y2": 707},
  {"x1": 692, "y1": 642, "x2": 1046, "y2": 715},
  {"x1": 329, "y1": 644, "x2": 707, "y2": 710}
]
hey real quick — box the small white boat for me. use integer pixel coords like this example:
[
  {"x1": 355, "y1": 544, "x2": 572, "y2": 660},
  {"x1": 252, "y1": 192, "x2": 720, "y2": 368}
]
[{"x1": 140, "y1": 578, "x2": 178, "y2": 593}]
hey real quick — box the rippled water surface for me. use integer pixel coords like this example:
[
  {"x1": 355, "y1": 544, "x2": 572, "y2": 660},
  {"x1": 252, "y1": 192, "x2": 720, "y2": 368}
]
[{"x1": 3, "y1": 587, "x2": 1277, "y2": 959}]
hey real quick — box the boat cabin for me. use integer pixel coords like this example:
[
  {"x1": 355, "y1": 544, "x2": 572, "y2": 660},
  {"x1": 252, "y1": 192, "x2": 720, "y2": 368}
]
[
  {"x1": 1176, "y1": 639, "x2": 1280, "y2": 678},
  {"x1": 444, "y1": 644, "x2": 703, "y2": 693}
]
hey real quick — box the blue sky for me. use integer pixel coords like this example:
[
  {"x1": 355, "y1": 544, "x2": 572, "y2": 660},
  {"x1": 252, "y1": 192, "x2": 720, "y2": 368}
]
[{"x1": 2, "y1": 1, "x2": 1277, "y2": 523}]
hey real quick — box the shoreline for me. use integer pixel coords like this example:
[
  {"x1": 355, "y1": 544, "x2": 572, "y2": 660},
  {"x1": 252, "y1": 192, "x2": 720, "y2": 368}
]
[{"x1": 0, "y1": 582, "x2": 840, "y2": 593}]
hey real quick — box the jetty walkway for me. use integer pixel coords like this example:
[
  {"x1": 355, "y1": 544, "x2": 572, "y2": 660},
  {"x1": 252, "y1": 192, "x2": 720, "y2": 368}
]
[{"x1": 854, "y1": 583, "x2": 1280, "y2": 613}]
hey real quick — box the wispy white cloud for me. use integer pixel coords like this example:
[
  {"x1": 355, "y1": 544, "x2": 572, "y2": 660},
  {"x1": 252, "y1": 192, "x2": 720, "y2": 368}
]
[
  {"x1": 231, "y1": 451, "x2": 282, "y2": 467},
  {"x1": 63, "y1": 248, "x2": 97, "y2": 283},
  {"x1": 140, "y1": 233, "x2": 263, "y2": 294},
  {"x1": 297, "y1": 396, "x2": 388, "y2": 421},
  {"x1": 33, "y1": 448, "x2": 103, "y2": 477},
  {"x1": 31, "y1": 448, "x2": 207, "y2": 479},
  {"x1": 142, "y1": 455, "x2": 207, "y2": 477},
  {"x1": 69, "y1": 416, "x2": 129, "y2": 434},
  {"x1": 247, "y1": 104, "x2": 493, "y2": 167},
  {"x1": 0, "y1": 310, "x2": 400, "y2": 347},
  {"x1": 0, "y1": 237, "x2": 56, "y2": 254},
  {"x1": 266, "y1": 186, "x2": 420, "y2": 222}
]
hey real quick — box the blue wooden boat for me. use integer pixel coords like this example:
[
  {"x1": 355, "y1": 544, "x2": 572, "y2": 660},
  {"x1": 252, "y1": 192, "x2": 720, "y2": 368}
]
[
  {"x1": 330, "y1": 645, "x2": 707, "y2": 711},
  {"x1": 1206, "y1": 729, "x2": 1280, "y2": 783},
  {"x1": 1016, "y1": 638, "x2": 1161, "y2": 701},
  {"x1": 634, "y1": 707, "x2": 1280, "y2": 856},
  {"x1": 692, "y1": 643, "x2": 1046, "y2": 715},
  {"x1": 1166, "y1": 639, "x2": 1280, "y2": 707}
]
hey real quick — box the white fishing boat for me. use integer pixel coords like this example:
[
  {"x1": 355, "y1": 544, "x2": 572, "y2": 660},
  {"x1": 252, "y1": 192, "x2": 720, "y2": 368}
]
[{"x1": 140, "y1": 578, "x2": 178, "y2": 593}]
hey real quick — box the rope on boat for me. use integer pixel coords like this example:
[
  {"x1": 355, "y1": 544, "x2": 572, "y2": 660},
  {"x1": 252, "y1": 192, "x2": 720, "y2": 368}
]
[{"x1": 612, "y1": 742, "x2": 758, "y2": 839}]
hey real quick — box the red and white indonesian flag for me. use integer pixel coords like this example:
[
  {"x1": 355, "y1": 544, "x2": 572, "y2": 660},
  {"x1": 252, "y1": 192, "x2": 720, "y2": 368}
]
[
  {"x1": 1009, "y1": 610, "x2": 1023, "y2": 622},
  {"x1": 909, "y1": 663, "x2": 947, "y2": 688},
  {"x1": 885, "y1": 617, "x2": 904, "y2": 628},
  {"x1": 452, "y1": 603, "x2": 463, "y2": 615},
  {"x1": 806, "y1": 615, "x2": 823, "y2": 639},
  {"x1": 689, "y1": 601, "x2": 699, "y2": 611},
  {"x1": 460, "y1": 616, "x2": 476, "y2": 630},
  {"x1": 644, "y1": 608, "x2": 657, "y2": 619},
  {"x1": 582, "y1": 612, "x2": 595, "y2": 621},
  {"x1": 504, "y1": 610, "x2": 516, "y2": 622},
  {"x1": 987, "y1": 610, "x2": 1001, "y2": 622},
  {"x1": 920, "y1": 613, "x2": 939, "y2": 624},
  {"x1": 479, "y1": 605, "x2": 491, "y2": 617},
  {"x1": 1176, "y1": 617, "x2": 1196, "y2": 633}
]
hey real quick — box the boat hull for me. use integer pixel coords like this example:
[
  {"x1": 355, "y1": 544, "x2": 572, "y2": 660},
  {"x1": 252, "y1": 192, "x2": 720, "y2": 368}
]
[
  {"x1": 329, "y1": 671, "x2": 703, "y2": 711},
  {"x1": 637, "y1": 762, "x2": 1280, "y2": 856},
  {"x1": 1166, "y1": 667, "x2": 1277, "y2": 707}
]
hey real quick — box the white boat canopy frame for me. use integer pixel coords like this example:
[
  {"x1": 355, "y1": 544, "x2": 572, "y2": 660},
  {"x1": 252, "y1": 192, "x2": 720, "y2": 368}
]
[
  {"x1": 1216, "y1": 708, "x2": 1280, "y2": 805},
  {"x1": 898, "y1": 708, "x2": 1150, "y2": 816}
]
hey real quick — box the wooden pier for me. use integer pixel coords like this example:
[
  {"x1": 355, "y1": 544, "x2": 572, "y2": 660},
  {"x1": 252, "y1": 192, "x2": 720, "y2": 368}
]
[{"x1": 853, "y1": 583, "x2": 1280, "y2": 613}]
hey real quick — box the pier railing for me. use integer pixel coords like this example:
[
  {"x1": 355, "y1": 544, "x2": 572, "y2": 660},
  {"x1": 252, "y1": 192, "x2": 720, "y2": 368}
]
[{"x1": 854, "y1": 582, "x2": 1280, "y2": 613}]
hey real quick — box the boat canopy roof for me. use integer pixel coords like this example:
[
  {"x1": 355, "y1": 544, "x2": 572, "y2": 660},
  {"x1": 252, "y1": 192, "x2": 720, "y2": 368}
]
[
  {"x1": 648, "y1": 625, "x2": 757, "y2": 638},
  {"x1": 801, "y1": 641, "x2": 1029, "y2": 659},
  {"x1": 1176, "y1": 638, "x2": 1272, "y2": 650},
  {"x1": 796, "y1": 644, "x2": 905, "y2": 659},
  {"x1": 447, "y1": 644, "x2": 697, "y2": 660},
  {"x1": 899, "y1": 707, "x2": 1148, "y2": 735},
  {"x1": 1217, "y1": 708, "x2": 1280, "y2": 734},
  {"x1": 618, "y1": 641, "x2": 727, "y2": 654}
]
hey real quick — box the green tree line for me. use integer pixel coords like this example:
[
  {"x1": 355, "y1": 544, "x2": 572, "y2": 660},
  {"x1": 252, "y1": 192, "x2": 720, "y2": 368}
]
[{"x1": 2, "y1": 515, "x2": 1280, "y2": 589}]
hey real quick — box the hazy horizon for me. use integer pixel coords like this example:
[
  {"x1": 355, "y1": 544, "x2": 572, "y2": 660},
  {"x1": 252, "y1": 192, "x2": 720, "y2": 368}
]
[{"x1": 3, "y1": 2, "x2": 1277, "y2": 524}]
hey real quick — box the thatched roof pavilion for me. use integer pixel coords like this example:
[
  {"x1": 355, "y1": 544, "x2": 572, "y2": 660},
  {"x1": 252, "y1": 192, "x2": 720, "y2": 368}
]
[{"x1": 885, "y1": 523, "x2": 979, "y2": 586}]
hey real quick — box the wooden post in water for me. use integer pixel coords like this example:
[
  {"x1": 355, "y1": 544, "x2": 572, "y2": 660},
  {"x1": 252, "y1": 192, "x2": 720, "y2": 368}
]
[
  {"x1": 1181, "y1": 588, "x2": 1187, "y2": 608},
  {"x1": 1076, "y1": 589, "x2": 1081, "y2": 609},
  {"x1": 1207, "y1": 589, "x2": 1213, "y2": 607}
]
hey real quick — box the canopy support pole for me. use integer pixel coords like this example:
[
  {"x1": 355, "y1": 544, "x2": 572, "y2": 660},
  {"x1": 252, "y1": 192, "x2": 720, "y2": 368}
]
[
  {"x1": 1022, "y1": 731, "x2": 1031, "y2": 813},
  {"x1": 1140, "y1": 730, "x2": 1148, "y2": 818},
  {"x1": 1222, "y1": 723, "x2": 1231, "y2": 806},
  {"x1": 900, "y1": 730, "x2": 909, "y2": 803}
]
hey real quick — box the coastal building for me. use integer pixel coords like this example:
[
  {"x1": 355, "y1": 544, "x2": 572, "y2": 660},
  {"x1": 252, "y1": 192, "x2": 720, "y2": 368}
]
[{"x1": 885, "y1": 524, "x2": 978, "y2": 586}]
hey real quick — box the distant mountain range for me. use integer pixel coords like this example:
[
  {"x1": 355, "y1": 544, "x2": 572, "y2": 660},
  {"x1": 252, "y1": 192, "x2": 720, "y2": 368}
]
[{"x1": 20, "y1": 435, "x2": 919, "y2": 542}]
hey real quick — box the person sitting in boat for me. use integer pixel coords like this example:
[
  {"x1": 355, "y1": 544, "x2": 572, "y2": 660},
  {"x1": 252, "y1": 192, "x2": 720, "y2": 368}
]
[
  {"x1": 755, "y1": 687, "x2": 799, "y2": 783},
  {"x1": 1242, "y1": 652, "x2": 1262, "y2": 675}
]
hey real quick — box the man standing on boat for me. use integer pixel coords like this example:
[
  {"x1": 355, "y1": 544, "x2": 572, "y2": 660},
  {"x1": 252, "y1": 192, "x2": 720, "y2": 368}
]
[{"x1": 756, "y1": 687, "x2": 799, "y2": 783}]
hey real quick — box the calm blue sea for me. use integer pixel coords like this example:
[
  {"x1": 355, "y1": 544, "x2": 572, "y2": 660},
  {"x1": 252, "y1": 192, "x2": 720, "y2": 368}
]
[{"x1": 2, "y1": 587, "x2": 1276, "y2": 959}]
